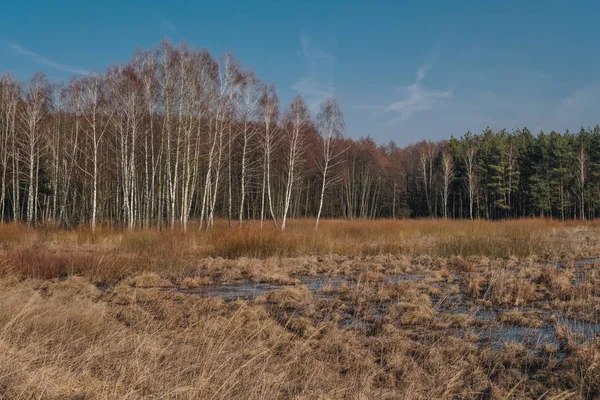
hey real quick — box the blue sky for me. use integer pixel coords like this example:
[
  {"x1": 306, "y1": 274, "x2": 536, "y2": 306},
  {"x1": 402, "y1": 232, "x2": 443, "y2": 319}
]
[{"x1": 1, "y1": 0, "x2": 599, "y2": 145}]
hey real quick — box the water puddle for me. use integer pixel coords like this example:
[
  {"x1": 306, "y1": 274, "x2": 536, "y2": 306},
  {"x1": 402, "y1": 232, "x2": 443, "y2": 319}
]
[
  {"x1": 174, "y1": 258, "x2": 599, "y2": 301},
  {"x1": 174, "y1": 273, "x2": 426, "y2": 301},
  {"x1": 172, "y1": 260, "x2": 600, "y2": 348},
  {"x1": 177, "y1": 283, "x2": 289, "y2": 301},
  {"x1": 548, "y1": 258, "x2": 600, "y2": 269}
]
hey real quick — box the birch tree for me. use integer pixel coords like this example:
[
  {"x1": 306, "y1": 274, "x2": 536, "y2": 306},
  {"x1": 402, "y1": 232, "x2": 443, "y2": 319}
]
[
  {"x1": 206, "y1": 53, "x2": 239, "y2": 229},
  {"x1": 259, "y1": 84, "x2": 280, "y2": 228},
  {"x1": 463, "y1": 146, "x2": 478, "y2": 220},
  {"x1": 419, "y1": 143, "x2": 436, "y2": 217},
  {"x1": 237, "y1": 72, "x2": 260, "y2": 227},
  {"x1": 576, "y1": 145, "x2": 588, "y2": 220},
  {"x1": 81, "y1": 73, "x2": 112, "y2": 231},
  {"x1": 0, "y1": 75, "x2": 19, "y2": 222},
  {"x1": 157, "y1": 41, "x2": 178, "y2": 229},
  {"x1": 315, "y1": 98, "x2": 344, "y2": 229},
  {"x1": 48, "y1": 83, "x2": 65, "y2": 225},
  {"x1": 440, "y1": 149, "x2": 454, "y2": 218},
  {"x1": 59, "y1": 79, "x2": 84, "y2": 226},
  {"x1": 20, "y1": 73, "x2": 50, "y2": 226},
  {"x1": 139, "y1": 49, "x2": 159, "y2": 227},
  {"x1": 281, "y1": 96, "x2": 310, "y2": 230},
  {"x1": 506, "y1": 139, "x2": 518, "y2": 214},
  {"x1": 109, "y1": 66, "x2": 141, "y2": 228},
  {"x1": 176, "y1": 47, "x2": 204, "y2": 231}
]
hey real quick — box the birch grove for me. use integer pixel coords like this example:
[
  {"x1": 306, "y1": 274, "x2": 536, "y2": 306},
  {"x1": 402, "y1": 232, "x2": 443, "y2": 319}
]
[{"x1": 3, "y1": 41, "x2": 600, "y2": 226}]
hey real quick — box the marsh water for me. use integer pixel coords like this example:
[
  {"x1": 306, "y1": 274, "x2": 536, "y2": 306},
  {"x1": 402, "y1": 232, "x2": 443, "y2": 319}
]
[{"x1": 171, "y1": 258, "x2": 600, "y2": 349}]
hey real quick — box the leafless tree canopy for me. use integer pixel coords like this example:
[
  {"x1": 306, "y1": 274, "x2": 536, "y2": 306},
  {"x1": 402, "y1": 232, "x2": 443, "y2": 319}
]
[{"x1": 2, "y1": 41, "x2": 600, "y2": 228}]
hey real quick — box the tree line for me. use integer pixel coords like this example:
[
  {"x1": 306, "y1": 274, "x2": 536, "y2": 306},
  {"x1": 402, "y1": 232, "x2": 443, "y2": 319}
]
[{"x1": 1, "y1": 41, "x2": 599, "y2": 229}]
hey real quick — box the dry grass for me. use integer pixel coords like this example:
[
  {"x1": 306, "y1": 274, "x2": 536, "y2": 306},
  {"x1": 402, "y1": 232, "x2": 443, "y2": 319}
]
[
  {"x1": 1, "y1": 218, "x2": 600, "y2": 282},
  {"x1": 1, "y1": 219, "x2": 600, "y2": 398},
  {"x1": 1, "y1": 269, "x2": 598, "y2": 399}
]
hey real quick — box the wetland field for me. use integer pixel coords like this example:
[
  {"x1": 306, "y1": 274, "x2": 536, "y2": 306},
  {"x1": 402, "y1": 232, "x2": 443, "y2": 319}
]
[{"x1": 1, "y1": 219, "x2": 600, "y2": 399}]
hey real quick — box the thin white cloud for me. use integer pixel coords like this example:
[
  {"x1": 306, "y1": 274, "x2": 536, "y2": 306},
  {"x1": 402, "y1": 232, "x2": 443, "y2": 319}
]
[
  {"x1": 552, "y1": 82, "x2": 600, "y2": 129},
  {"x1": 155, "y1": 13, "x2": 179, "y2": 34},
  {"x1": 292, "y1": 32, "x2": 335, "y2": 113},
  {"x1": 8, "y1": 42, "x2": 89, "y2": 75},
  {"x1": 349, "y1": 104, "x2": 382, "y2": 111},
  {"x1": 381, "y1": 62, "x2": 452, "y2": 126}
]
